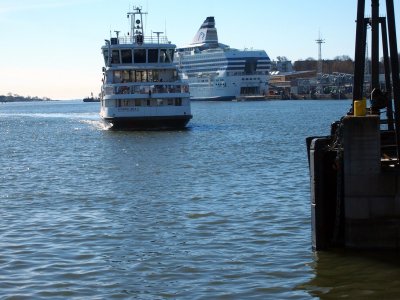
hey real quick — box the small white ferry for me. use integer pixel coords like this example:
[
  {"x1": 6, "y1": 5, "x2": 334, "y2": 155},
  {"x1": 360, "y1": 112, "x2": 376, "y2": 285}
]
[{"x1": 100, "y1": 6, "x2": 192, "y2": 129}]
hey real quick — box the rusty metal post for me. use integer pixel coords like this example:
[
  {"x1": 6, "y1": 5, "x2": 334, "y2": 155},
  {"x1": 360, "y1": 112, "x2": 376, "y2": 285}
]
[
  {"x1": 353, "y1": 0, "x2": 366, "y2": 104},
  {"x1": 380, "y1": 17, "x2": 394, "y2": 130},
  {"x1": 371, "y1": 0, "x2": 380, "y2": 90},
  {"x1": 385, "y1": 0, "x2": 400, "y2": 161}
]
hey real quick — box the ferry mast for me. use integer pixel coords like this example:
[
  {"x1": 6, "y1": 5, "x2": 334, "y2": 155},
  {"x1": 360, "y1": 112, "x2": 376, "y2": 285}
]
[{"x1": 127, "y1": 6, "x2": 147, "y2": 42}]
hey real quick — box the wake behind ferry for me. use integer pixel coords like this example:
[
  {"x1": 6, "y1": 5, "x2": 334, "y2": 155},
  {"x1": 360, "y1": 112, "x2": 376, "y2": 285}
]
[
  {"x1": 175, "y1": 17, "x2": 271, "y2": 101},
  {"x1": 100, "y1": 6, "x2": 192, "y2": 129}
]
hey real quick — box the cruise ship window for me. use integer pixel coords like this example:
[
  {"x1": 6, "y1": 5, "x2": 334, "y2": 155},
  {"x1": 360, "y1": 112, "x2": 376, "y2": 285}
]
[
  {"x1": 121, "y1": 49, "x2": 132, "y2": 63},
  {"x1": 134, "y1": 49, "x2": 146, "y2": 63},
  {"x1": 148, "y1": 49, "x2": 158, "y2": 63},
  {"x1": 111, "y1": 50, "x2": 120, "y2": 64}
]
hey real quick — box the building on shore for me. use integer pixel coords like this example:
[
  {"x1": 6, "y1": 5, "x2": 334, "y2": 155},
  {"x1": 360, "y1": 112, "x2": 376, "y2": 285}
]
[{"x1": 269, "y1": 59, "x2": 388, "y2": 100}]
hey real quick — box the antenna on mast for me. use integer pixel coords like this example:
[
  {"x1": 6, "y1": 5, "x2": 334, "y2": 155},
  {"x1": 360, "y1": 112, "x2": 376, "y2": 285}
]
[
  {"x1": 126, "y1": 6, "x2": 148, "y2": 44},
  {"x1": 153, "y1": 31, "x2": 163, "y2": 44}
]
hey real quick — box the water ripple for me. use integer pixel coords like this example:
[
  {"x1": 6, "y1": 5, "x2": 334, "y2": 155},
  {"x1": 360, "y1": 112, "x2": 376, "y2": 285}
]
[{"x1": 0, "y1": 100, "x2": 355, "y2": 299}]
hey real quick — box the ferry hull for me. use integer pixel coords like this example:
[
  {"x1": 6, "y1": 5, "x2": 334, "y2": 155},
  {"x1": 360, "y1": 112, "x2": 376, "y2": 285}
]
[
  {"x1": 190, "y1": 95, "x2": 235, "y2": 101},
  {"x1": 103, "y1": 115, "x2": 192, "y2": 130}
]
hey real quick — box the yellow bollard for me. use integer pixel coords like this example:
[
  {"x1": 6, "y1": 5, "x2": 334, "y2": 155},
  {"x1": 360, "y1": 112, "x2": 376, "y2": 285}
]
[{"x1": 354, "y1": 99, "x2": 367, "y2": 116}]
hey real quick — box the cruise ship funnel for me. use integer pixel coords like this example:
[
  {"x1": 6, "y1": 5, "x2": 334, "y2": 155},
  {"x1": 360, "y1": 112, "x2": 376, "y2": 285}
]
[{"x1": 191, "y1": 16, "x2": 219, "y2": 47}]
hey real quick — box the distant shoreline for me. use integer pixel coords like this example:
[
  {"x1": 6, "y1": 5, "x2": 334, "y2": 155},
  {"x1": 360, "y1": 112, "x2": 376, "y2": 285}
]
[{"x1": 0, "y1": 95, "x2": 53, "y2": 102}]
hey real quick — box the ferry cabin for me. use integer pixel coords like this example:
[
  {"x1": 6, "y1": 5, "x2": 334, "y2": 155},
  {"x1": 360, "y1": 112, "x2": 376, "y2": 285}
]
[{"x1": 100, "y1": 37, "x2": 191, "y2": 127}]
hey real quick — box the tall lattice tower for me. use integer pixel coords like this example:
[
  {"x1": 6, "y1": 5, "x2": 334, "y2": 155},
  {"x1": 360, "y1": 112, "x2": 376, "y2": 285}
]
[{"x1": 315, "y1": 33, "x2": 325, "y2": 74}]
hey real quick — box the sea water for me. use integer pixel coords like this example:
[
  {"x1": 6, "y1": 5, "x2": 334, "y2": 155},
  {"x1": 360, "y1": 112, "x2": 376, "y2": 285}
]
[{"x1": 1, "y1": 100, "x2": 400, "y2": 299}]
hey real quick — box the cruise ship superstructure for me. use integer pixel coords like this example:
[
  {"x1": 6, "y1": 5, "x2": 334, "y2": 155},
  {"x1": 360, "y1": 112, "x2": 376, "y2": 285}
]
[
  {"x1": 100, "y1": 6, "x2": 192, "y2": 129},
  {"x1": 175, "y1": 17, "x2": 271, "y2": 101}
]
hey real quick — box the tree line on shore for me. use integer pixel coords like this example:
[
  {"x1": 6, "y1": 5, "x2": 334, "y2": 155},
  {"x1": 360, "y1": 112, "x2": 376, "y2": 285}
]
[
  {"x1": 0, "y1": 93, "x2": 52, "y2": 102},
  {"x1": 292, "y1": 54, "x2": 400, "y2": 74}
]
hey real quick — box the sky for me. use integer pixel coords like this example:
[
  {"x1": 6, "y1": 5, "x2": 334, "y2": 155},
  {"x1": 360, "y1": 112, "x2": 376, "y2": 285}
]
[{"x1": 0, "y1": 0, "x2": 399, "y2": 100}]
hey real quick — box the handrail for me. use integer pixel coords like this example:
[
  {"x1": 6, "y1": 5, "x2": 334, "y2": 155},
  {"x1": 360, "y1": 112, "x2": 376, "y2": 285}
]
[
  {"x1": 103, "y1": 83, "x2": 189, "y2": 96},
  {"x1": 115, "y1": 36, "x2": 171, "y2": 45}
]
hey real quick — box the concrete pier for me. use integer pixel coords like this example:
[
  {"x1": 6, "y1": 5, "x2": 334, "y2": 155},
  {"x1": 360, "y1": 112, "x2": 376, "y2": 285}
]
[
  {"x1": 309, "y1": 115, "x2": 400, "y2": 250},
  {"x1": 343, "y1": 115, "x2": 400, "y2": 249}
]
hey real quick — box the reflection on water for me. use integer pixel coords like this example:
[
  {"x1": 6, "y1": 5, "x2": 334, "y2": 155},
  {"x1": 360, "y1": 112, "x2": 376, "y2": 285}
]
[{"x1": 302, "y1": 249, "x2": 400, "y2": 299}]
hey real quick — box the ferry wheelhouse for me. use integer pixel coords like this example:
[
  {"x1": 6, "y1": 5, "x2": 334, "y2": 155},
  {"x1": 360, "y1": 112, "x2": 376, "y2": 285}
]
[{"x1": 100, "y1": 7, "x2": 192, "y2": 129}]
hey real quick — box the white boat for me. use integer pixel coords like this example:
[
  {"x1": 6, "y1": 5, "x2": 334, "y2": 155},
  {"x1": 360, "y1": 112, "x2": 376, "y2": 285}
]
[
  {"x1": 100, "y1": 6, "x2": 192, "y2": 129},
  {"x1": 175, "y1": 17, "x2": 271, "y2": 101}
]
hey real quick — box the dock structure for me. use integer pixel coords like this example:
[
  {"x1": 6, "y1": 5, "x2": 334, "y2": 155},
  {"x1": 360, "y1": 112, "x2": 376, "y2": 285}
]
[{"x1": 307, "y1": 0, "x2": 400, "y2": 250}]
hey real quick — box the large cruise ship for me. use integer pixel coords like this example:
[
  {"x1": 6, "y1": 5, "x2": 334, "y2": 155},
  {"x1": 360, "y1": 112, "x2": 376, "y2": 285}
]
[
  {"x1": 175, "y1": 17, "x2": 271, "y2": 101},
  {"x1": 100, "y1": 7, "x2": 192, "y2": 129}
]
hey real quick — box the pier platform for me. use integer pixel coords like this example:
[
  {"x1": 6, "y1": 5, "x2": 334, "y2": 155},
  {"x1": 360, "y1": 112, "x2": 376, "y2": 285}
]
[{"x1": 308, "y1": 115, "x2": 400, "y2": 250}]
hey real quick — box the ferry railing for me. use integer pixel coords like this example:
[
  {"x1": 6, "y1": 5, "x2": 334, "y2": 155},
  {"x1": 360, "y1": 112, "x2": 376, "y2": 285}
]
[
  {"x1": 104, "y1": 83, "x2": 189, "y2": 96},
  {"x1": 116, "y1": 36, "x2": 171, "y2": 45}
]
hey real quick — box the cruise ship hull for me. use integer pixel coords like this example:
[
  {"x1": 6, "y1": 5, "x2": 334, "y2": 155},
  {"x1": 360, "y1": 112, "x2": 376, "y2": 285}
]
[
  {"x1": 103, "y1": 115, "x2": 192, "y2": 130},
  {"x1": 186, "y1": 78, "x2": 263, "y2": 101}
]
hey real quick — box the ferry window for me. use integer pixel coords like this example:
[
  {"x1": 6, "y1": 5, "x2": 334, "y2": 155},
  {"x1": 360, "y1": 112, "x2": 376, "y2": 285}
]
[
  {"x1": 152, "y1": 70, "x2": 159, "y2": 82},
  {"x1": 148, "y1": 49, "x2": 158, "y2": 63},
  {"x1": 167, "y1": 49, "x2": 174, "y2": 62},
  {"x1": 160, "y1": 49, "x2": 171, "y2": 63},
  {"x1": 113, "y1": 71, "x2": 122, "y2": 83},
  {"x1": 142, "y1": 70, "x2": 148, "y2": 82},
  {"x1": 175, "y1": 98, "x2": 182, "y2": 106},
  {"x1": 105, "y1": 99, "x2": 115, "y2": 107},
  {"x1": 111, "y1": 50, "x2": 120, "y2": 64},
  {"x1": 122, "y1": 70, "x2": 130, "y2": 82},
  {"x1": 130, "y1": 70, "x2": 135, "y2": 82},
  {"x1": 134, "y1": 49, "x2": 146, "y2": 63},
  {"x1": 121, "y1": 49, "x2": 132, "y2": 63},
  {"x1": 168, "y1": 99, "x2": 173, "y2": 105},
  {"x1": 118, "y1": 86, "x2": 130, "y2": 94},
  {"x1": 135, "y1": 99, "x2": 141, "y2": 106},
  {"x1": 135, "y1": 71, "x2": 145, "y2": 82},
  {"x1": 147, "y1": 70, "x2": 153, "y2": 82},
  {"x1": 103, "y1": 50, "x2": 109, "y2": 65}
]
